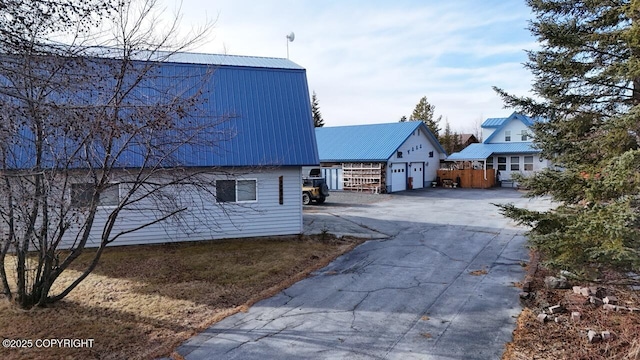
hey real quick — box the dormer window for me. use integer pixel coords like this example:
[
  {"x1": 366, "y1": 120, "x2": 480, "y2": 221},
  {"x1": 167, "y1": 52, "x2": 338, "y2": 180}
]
[{"x1": 505, "y1": 130, "x2": 511, "y2": 142}]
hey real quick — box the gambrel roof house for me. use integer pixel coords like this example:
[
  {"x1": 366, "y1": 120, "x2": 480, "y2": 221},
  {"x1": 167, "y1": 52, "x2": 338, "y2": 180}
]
[
  {"x1": 315, "y1": 122, "x2": 446, "y2": 193},
  {"x1": 5, "y1": 52, "x2": 319, "y2": 248},
  {"x1": 447, "y1": 112, "x2": 550, "y2": 183}
]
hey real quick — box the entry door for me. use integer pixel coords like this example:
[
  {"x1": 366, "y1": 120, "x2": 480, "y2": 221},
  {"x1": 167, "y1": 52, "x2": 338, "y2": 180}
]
[
  {"x1": 391, "y1": 163, "x2": 406, "y2": 192},
  {"x1": 411, "y1": 162, "x2": 424, "y2": 189}
]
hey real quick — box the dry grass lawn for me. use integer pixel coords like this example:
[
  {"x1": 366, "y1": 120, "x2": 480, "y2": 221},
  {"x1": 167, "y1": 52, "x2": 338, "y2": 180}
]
[{"x1": 0, "y1": 234, "x2": 362, "y2": 360}]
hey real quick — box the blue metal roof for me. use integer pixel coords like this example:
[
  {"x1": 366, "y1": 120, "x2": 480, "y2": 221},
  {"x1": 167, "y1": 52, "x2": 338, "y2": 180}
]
[
  {"x1": 6, "y1": 52, "x2": 318, "y2": 169},
  {"x1": 89, "y1": 47, "x2": 305, "y2": 70},
  {"x1": 446, "y1": 142, "x2": 540, "y2": 161},
  {"x1": 481, "y1": 117, "x2": 508, "y2": 128},
  {"x1": 315, "y1": 122, "x2": 445, "y2": 162},
  {"x1": 481, "y1": 112, "x2": 536, "y2": 129}
]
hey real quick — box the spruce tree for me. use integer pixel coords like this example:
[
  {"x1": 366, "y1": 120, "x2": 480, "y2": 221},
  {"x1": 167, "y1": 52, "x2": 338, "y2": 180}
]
[
  {"x1": 410, "y1": 96, "x2": 441, "y2": 136},
  {"x1": 495, "y1": 0, "x2": 640, "y2": 273},
  {"x1": 311, "y1": 91, "x2": 324, "y2": 127}
]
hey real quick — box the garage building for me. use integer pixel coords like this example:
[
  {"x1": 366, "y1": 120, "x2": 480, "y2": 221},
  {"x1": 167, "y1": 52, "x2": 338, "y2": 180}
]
[{"x1": 315, "y1": 122, "x2": 447, "y2": 193}]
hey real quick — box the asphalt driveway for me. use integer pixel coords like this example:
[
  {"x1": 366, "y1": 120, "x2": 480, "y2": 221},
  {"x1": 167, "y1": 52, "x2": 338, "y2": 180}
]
[{"x1": 176, "y1": 188, "x2": 552, "y2": 359}]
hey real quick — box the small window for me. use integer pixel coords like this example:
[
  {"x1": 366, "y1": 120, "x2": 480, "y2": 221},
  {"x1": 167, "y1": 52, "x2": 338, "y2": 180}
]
[
  {"x1": 510, "y1": 156, "x2": 520, "y2": 171},
  {"x1": 486, "y1": 157, "x2": 494, "y2": 170},
  {"x1": 216, "y1": 179, "x2": 257, "y2": 203},
  {"x1": 397, "y1": 151, "x2": 403, "y2": 158},
  {"x1": 497, "y1": 156, "x2": 507, "y2": 171},
  {"x1": 71, "y1": 183, "x2": 119, "y2": 207},
  {"x1": 429, "y1": 151, "x2": 434, "y2": 158},
  {"x1": 505, "y1": 130, "x2": 511, "y2": 142},
  {"x1": 524, "y1": 156, "x2": 534, "y2": 171},
  {"x1": 521, "y1": 130, "x2": 529, "y2": 141}
]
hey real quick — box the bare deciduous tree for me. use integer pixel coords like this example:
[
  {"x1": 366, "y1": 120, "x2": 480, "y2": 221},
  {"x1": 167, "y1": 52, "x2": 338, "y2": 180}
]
[{"x1": 0, "y1": 0, "x2": 228, "y2": 309}]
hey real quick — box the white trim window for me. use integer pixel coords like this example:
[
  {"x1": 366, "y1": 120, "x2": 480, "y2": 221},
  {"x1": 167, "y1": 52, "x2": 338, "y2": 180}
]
[
  {"x1": 71, "y1": 183, "x2": 120, "y2": 208},
  {"x1": 497, "y1": 156, "x2": 507, "y2": 171},
  {"x1": 505, "y1": 130, "x2": 511, "y2": 142},
  {"x1": 524, "y1": 156, "x2": 534, "y2": 171},
  {"x1": 510, "y1": 156, "x2": 520, "y2": 171},
  {"x1": 216, "y1": 179, "x2": 258, "y2": 203}
]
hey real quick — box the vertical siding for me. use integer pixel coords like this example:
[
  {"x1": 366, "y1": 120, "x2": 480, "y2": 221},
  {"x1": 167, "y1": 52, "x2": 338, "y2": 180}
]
[{"x1": 60, "y1": 167, "x2": 303, "y2": 249}]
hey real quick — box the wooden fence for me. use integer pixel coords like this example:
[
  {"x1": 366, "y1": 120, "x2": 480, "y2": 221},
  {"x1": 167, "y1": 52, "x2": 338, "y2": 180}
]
[{"x1": 436, "y1": 169, "x2": 496, "y2": 189}]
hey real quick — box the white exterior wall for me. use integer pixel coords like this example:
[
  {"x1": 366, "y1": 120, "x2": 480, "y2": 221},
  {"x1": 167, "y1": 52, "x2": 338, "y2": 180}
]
[
  {"x1": 485, "y1": 120, "x2": 532, "y2": 144},
  {"x1": 488, "y1": 154, "x2": 548, "y2": 180},
  {"x1": 60, "y1": 167, "x2": 303, "y2": 248},
  {"x1": 386, "y1": 128, "x2": 442, "y2": 191}
]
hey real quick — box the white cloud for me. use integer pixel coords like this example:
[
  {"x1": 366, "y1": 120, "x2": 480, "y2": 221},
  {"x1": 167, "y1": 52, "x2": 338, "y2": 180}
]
[{"x1": 168, "y1": 0, "x2": 538, "y2": 132}]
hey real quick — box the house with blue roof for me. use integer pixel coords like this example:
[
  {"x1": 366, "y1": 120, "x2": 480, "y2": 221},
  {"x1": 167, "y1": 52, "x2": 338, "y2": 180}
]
[
  {"x1": 446, "y1": 112, "x2": 550, "y2": 184},
  {"x1": 315, "y1": 122, "x2": 446, "y2": 193},
  {"x1": 4, "y1": 52, "x2": 319, "y2": 248}
]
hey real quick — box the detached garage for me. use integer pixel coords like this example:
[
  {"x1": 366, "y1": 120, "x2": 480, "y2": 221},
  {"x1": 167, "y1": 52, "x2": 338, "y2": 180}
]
[{"x1": 315, "y1": 122, "x2": 447, "y2": 193}]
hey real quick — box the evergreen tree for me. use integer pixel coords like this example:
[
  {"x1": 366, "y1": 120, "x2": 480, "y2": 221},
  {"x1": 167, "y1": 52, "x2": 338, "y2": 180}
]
[
  {"x1": 409, "y1": 96, "x2": 441, "y2": 136},
  {"x1": 494, "y1": 0, "x2": 640, "y2": 273},
  {"x1": 311, "y1": 91, "x2": 324, "y2": 127},
  {"x1": 439, "y1": 120, "x2": 454, "y2": 154}
]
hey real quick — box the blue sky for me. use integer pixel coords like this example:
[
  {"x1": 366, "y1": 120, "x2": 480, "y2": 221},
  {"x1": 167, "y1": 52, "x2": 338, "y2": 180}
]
[{"x1": 174, "y1": 0, "x2": 537, "y2": 133}]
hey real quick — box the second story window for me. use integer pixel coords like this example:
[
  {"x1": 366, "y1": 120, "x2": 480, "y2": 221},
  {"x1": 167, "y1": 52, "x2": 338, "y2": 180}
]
[
  {"x1": 504, "y1": 130, "x2": 511, "y2": 142},
  {"x1": 521, "y1": 130, "x2": 529, "y2": 141}
]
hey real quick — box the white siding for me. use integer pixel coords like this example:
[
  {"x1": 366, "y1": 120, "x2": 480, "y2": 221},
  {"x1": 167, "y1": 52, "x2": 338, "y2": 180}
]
[
  {"x1": 487, "y1": 120, "x2": 531, "y2": 144},
  {"x1": 60, "y1": 167, "x2": 303, "y2": 249},
  {"x1": 386, "y1": 128, "x2": 441, "y2": 190}
]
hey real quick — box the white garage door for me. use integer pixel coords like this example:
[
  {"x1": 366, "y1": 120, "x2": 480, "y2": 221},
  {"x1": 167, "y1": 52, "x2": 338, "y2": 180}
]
[
  {"x1": 390, "y1": 163, "x2": 406, "y2": 192},
  {"x1": 410, "y1": 162, "x2": 424, "y2": 189}
]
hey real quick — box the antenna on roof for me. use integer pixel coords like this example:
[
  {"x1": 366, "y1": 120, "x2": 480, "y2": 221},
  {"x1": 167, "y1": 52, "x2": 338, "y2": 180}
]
[{"x1": 286, "y1": 32, "x2": 295, "y2": 59}]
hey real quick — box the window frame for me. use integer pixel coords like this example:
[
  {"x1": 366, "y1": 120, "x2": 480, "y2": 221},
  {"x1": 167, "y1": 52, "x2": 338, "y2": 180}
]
[
  {"x1": 70, "y1": 182, "x2": 120, "y2": 208},
  {"x1": 497, "y1": 156, "x2": 507, "y2": 171},
  {"x1": 510, "y1": 156, "x2": 520, "y2": 171},
  {"x1": 504, "y1": 130, "x2": 511, "y2": 142},
  {"x1": 524, "y1": 156, "x2": 534, "y2": 171},
  {"x1": 216, "y1": 179, "x2": 258, "y2": 203}
]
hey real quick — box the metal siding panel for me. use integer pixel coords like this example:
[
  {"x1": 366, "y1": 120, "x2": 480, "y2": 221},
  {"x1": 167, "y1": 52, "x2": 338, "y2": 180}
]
[{"x1": 58, "y1": 168, "x2": 303, "y2": 248}]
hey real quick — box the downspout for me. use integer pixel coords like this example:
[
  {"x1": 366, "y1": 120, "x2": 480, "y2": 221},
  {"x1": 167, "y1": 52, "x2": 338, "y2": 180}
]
[{"x1": 483, "y1": 159, "x2": 487, "y2": 180}]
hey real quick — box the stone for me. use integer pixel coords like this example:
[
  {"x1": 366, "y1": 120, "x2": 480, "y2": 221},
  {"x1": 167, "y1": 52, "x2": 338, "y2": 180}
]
[
  {"x1": 545, "y1": 276, "x2": 570, "y2": 289},
  {"x1": 580, "y1": 287, "x2": 592, "y2": 297},
  {"x1": 537, "y1": 313, "x2": 548, "y2": 323},
  {"x1": 601, "y1": 331, "x2": 612, "y2": 341},
  {"x1": 589, "y1": 296, "x2": 604, "y2": 306},
  {"x1": 548, "y1": 305, "x2": 564, "y2": 314},
  {"x1": 519, "y1": 292, "x2": 530, "y2": 300},
  {"x1": 588, "y1": 330, "x2": 601, "y2": 343},
  {"x1": 522, "y1": 281, "x2": 532, "y2": 293},
  {"x1": 603, "y1": 304, "x2": 617, "y2": 311},
  {"x1": 603, "y1": 296, "x2": 618, "y2": 305},
  {"x1": 573, "y1": 286, "x2": 582, "y2": 295},
  {"x1": 571, "y1": 312, "x2": 581, "y2": 322}
]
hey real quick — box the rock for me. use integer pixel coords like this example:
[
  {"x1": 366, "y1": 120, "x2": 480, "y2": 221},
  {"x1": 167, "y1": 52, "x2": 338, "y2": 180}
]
[
  {"x1": 594, "y1": 287, "x2": 607, "y2": 298},
  {"x1": 544, "y1": 276, "x2": 570, "y2": 289},
  {"x1": 589, "y1": 296, "x2": 604, "y2": 306},
  {"x1": 588, "y1": 330, "x2": 601, "y2": 343},
  {"x1": 537, "y1": 313, "x2": 548, "y2": 323},
  {"x1": 522, "y1": 281, "x2": 532, "y2": 293},
  {"x1": 519, "y1": 292, "x2": 530, "y2": 300},
  {"x1": 548, "y1": 304, "x2": 564, "y2": 314},
  {"x1": 573, "y1": 286, "x2": 582, "y2": 295},
  {"x1": 571, "y1": 312, "x2": 581, "y2": 322},
  {"x1": 603, "y1": 304, "x2": 617, "y2": 311},
  {"x1": 601, "y1": 331, "x2": 612, "y2": 341},
  {"x1": 580, "y1": 287, "x2": 592, "y2": 297},
  {"x1": 603, "y1": 296, "x2": 618, "y2": 305}
]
